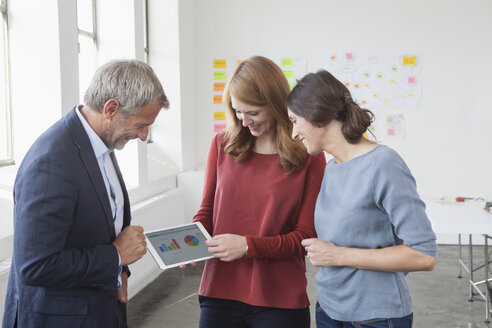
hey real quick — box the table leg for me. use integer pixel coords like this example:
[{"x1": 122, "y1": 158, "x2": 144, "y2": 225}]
[
  {"x1": 458, "y1": 233, "x2": 462, "y2": 278},
  {"x1": 469, "y1": 234, "x2": 474, "y2": 301},
  {"x1": 485, "y1": 235, "x2": 490, "y2": 323}
]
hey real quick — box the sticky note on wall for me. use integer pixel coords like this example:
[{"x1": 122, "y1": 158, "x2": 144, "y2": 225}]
[
  {"x1": 402, "y1": 56, "x2": 417, "y2": 66},
  {"x1": 213, "y1": 59, "x2": 227, "y2": 68},
  {"x1": 213, "y1": 95, "x2": 223, "y2": 104},
  {"x1": 214, "y1": 71, "x2": 226, "y2": 80},
  {"x1": 214, "y1": 112, "x2": 226, "y2": 120},
  {"x1": 213, "y1": 82, "x2": 226, "y2": 92},
  {"x1": 214, "y1": 124, "x2": 226, "y2": 133},
  {"x1": 283, "y1": 70, "x2": 294, "y2": 79},
  {"x1": 281, "y1": 58, "x2": 295, "y2": 67}
]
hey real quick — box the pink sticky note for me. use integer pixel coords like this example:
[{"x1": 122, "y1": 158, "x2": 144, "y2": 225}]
[
  {"x1": 388, "y1": 129, "x2": 395, "y2": 136},
  {"x1": 345, "y1": 53, "x2": 354, "y2": 60},
  {"x1": 408, "y1": 76, "x2": 416, "y2": 84},
  {"x1": 214, "y1": 124, "x2": 226, "y2": 133}
]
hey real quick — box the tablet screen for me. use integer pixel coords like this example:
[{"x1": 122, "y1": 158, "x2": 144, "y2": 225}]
[{"x1": 146, "y1": 223, "x2": 213, "y2": 267}]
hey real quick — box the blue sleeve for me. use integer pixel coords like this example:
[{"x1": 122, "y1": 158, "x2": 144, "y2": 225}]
[
  {"x1": 13, "y1": 153, "x2": 120, "y2": 290},
  {"x1": 372, "y1": 150, "x2": 437, "y2": 257}
]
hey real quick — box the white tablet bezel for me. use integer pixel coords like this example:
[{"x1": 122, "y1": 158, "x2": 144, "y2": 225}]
[{"x1": 145, "y1": 222, "x2": 214, "y2": 270}]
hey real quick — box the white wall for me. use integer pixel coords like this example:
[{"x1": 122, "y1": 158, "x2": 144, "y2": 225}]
[{"x1": 189, "y1": 0, "x2": 492, "y2": 201}]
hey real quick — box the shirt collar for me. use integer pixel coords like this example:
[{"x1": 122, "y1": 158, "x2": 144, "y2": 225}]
[{"x1": 75, "y1": 105, "x2": 111, "y2": 158}]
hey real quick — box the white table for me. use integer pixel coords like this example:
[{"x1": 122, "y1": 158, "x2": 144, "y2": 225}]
[{"x1": 424, "y1": 199, "x2": 492, "y2": 322}]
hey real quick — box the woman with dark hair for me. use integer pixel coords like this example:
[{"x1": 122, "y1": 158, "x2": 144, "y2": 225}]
[
  {"x1": 192, "y1": 56, "x2": 326, "y2": 328},
  {"x1": 286, "y1": 70, "x2": 437, "y2": 328}
]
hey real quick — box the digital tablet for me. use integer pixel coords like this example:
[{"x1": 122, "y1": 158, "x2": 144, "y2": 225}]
[{"x1": 145, "y1": 222, "x2": 214, "y2": 270}]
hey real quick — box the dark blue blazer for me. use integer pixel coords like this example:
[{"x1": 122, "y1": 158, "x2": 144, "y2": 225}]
[{"x1": 2, "y1": 108, "x2": 131, "y2": 328}]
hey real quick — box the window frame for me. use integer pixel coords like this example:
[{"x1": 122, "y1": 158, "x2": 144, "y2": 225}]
[
  {"x1": 0, "y1": 0, "x2": 13, "y2": 167},
  {"x1": 76, "y1": 0, "x2": 98, "y2": 102}
]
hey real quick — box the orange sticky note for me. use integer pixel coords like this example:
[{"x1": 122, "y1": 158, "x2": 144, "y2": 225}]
[
  {"x1": 345, "y1": 82, "x2": 350, "y2": 87},
  {"x1": 331, "y1": 55, "x2": 336, "y2": 60},
  {"x1": 213, "y1": 95, "x2": 223, "y2": 104},
  {"x1": 213, "y1": 59, "x2": 226, "y2": 68},
  {"x1": 354, "y1": 84, "x2": 359, "y2": 88},
  {"x1": 213, "y1": 82, "x2": 226, "y2": 92},
  {"x1": 362, "y1": 100, "x2": 367, "y2": 104}
]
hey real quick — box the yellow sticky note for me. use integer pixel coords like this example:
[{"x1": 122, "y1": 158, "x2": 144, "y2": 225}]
[
  {"x1": 363, "y1": 133, "x2": 369, "y2": 139},
  {"x1": 283, "y1": 70, "x2": 294, "y2": 79},
  {"x1": 288, "y1": 81, "x2": 294, "y2": 90},
  {"x1": 213, "y1": 71, "x2": 226, "y2": 80},
  {"x1": 236, "y1": 60, "x2": 243, "y2": 67},
  {"x1": 281, "y1": 58, "x2": 295, "y2": 67},
  {"x1": 213, "y1": 59, "x2": 227, "y2": 68},
  {"x1": 402, "y1": 56, "x2": 417, "y2": 66},
  {"x1": 214, "y1": 112, "x2": 226, "y2": 120},
  {"x1": 213, "y1": 82, "x2": 226, "y2": 92},
  {"x1": 213, "y1": 95, "x2": 223, "y2": 104}
]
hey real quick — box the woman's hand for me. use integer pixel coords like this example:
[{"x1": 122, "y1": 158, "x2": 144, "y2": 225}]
[
  {"x1": 206, "y1": 234, "x2": 247, "y2": 262},
  {"x1": 179, "y1": 261, "x2": 197, "y2": 269},
  {"x1": 302, "y1": 238, "x2": 437, "y2": 272},
  {"x1": 301, "y1": 238, "x2": 343, "y2": 267}
]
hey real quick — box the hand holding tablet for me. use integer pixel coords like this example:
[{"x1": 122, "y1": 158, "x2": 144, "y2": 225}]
[{"x1": 145, "y1": 222, "x2": 214, "y2": 270}]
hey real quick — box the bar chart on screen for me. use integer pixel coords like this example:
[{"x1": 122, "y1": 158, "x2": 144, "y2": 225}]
[{"x1": 158, "y1": 239, "x2": 181, "y2": 252}]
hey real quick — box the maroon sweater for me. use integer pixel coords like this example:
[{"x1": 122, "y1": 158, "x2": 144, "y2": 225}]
[{"x1": 193, "y1": 133, "x2": 325, "y2": 309}]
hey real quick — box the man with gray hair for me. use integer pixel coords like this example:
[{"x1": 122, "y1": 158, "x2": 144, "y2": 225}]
[{"x1": 2, "y1": 59, "x2": 169, "y2": 328}]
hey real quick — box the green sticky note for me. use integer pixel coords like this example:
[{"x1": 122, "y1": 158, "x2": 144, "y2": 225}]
[
  {"x1": 288, "y1": 81, "x2": 295, "y2": 90},
  {"x1": 281, "y1": 58, "x2": 295, "y2": 67},
  {"x1": 214, "y1": 71, "x2": 226, "y2": 80},
  {"x1": 283, "y1": 70, "x2": 294, "y2": 79},
  {"x1": 392, "y1": 67, "x2": 397, "y2": 71}
]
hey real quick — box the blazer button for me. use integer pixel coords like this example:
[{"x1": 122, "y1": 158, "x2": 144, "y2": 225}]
[{"x1": 110, "y1": 294, "x2": 118, "y2": 300}]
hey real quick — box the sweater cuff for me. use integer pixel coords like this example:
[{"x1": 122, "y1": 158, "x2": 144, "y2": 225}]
[{"x1": 244, "y1": 235, "x2": 256, "y2": 258}]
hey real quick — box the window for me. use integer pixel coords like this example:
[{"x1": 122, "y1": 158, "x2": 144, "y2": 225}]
[
  {"x1": 76, "y1": 0, "x2": 97, "y2": 103},
  {"x1": 0, "y1": 0, "x2": 13, "y2": 167}
]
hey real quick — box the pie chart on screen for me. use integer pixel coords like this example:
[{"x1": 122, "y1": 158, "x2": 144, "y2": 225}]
[{"x1": 184, "y1": 235, "x2": 199, "y2": 246}]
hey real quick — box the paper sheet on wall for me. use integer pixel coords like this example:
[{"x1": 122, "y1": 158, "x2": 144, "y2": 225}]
[
  {"x1": 386, "y1": 114, "x2": 406, "y2": 138},
  {"x1": 325, "y1": 53, "x2": 422, "y2": 110}
]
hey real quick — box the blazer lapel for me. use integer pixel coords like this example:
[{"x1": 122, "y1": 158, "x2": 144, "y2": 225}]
[{"x1": 64, "y1": 107, "x2": 116, "y2": 240}]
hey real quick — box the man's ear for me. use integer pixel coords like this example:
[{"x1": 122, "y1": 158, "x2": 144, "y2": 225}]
[{"x1": 102, "y1": 99, "x2": 120, "y2": 119}]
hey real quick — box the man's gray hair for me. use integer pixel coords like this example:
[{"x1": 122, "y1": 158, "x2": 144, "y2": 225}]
[{"x1": 84, "y1": 59, "x2": 170, "y2": 114}]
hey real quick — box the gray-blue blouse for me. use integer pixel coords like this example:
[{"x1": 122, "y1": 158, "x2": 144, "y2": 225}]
[{"x1": 314, "y1": 145, "x2": 437, "y2": 322}]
